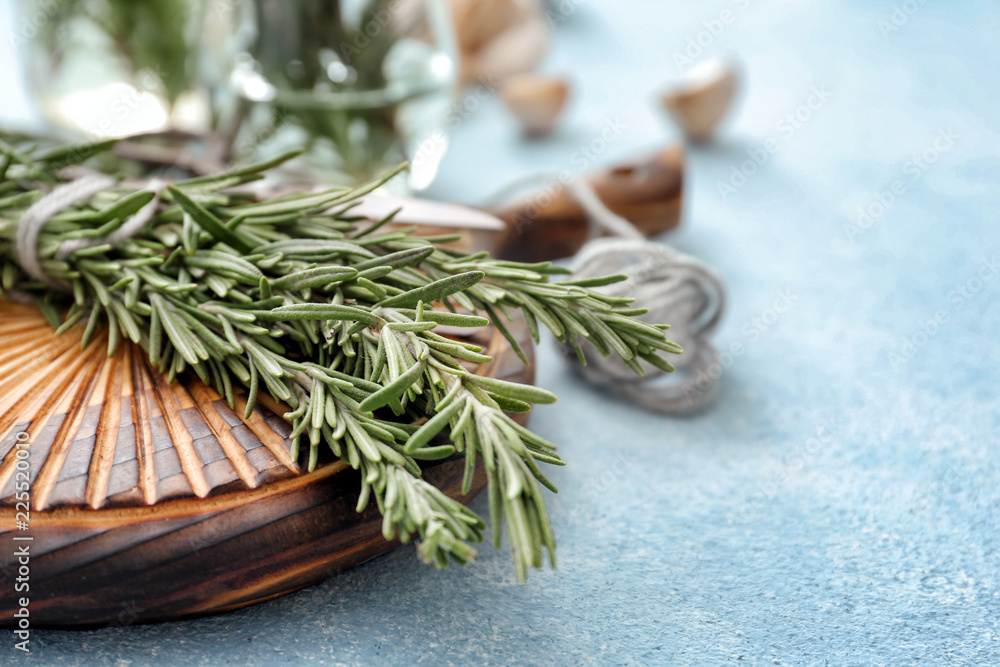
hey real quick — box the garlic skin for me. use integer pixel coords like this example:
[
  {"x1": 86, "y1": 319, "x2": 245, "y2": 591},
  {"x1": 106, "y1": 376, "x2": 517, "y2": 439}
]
[
  {"x1": 450, "y1": 0, "x2": 549, "y2": 85},
  {"x1": 659, "y1": 58, "x2": 741, "y2": 143},
  {"x1": 501, "y1": 75, "x2": 570, "y2": 136}
]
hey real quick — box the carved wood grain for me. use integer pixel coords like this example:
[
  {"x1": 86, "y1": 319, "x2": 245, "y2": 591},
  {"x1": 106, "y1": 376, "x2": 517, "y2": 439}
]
[{"x1": 0, "y1": 301, "x2": 534, "y2": 626}]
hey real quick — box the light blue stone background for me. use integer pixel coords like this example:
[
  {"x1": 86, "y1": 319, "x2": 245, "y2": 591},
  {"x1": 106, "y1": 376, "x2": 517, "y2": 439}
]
[{"x1": 2, "y1": 0, "x2": 1000, "y2": 664}]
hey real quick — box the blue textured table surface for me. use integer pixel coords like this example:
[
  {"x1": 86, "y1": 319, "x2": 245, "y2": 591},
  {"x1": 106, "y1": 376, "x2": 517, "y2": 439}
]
[{"x1": 3, "y1": 1, "x2": 1000, "y2": 664}]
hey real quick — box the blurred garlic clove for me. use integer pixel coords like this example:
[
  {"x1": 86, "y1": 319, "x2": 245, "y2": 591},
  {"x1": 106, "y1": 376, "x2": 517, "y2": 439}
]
[
  {"x1": 659, "y1": 58, "x2": 741, "y2": 143},
  {"x1": 501, "y1": 75, "x2": 569, "y2": 136},
  {"x1": 450, "y1": 0, "x2": 548, "y2": 85},
  {"x1": 467, "y1": 14, "x2": 548, "y2": 84},
  {"x1": 451, "y1": 0, "x2": 522, "y2": 54}
]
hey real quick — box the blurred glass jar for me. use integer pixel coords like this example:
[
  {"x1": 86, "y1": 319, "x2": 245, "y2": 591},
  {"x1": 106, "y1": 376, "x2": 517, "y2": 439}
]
[
  {"x1": 213, "y1": 0, "x2": 458, "y2": 191},
  {"x1": 15, "y1": 0, "x2": 212, "y2": 139}
]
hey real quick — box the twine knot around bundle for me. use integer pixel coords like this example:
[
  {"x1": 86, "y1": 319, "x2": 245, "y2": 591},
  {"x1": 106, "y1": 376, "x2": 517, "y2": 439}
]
[
  {"x1": 502, "y1": 175, "x2": 727, "y2": 414},
  {"x1": 14, "y1": 174, "x2": 167, "y2": 291},
  {"x1": 15, "y1": 168, "x2": 725, "y2": 413},
  {"x1": 558, "y1": 234, "x2": 725, "y2": 414}
]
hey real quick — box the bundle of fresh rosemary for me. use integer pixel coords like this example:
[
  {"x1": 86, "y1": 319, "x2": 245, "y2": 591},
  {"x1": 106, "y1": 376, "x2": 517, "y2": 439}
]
[{"x1": 0, "y1": 138, "x2": 680, "y2": 580}]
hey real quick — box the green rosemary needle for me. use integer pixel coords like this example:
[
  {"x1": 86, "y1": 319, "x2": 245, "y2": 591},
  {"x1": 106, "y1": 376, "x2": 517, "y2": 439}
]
[{"x1": 0, "y1": 136, "x2": 681, "y2": 580}]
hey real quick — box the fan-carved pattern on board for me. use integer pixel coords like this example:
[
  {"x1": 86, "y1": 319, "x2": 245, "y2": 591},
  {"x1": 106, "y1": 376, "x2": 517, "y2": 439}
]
[{"x1": 0, "y1": 302, "x2": 300, "y2": 510}]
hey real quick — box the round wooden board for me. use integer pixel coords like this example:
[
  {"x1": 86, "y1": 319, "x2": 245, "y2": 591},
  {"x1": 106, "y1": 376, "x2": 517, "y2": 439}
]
[{"x1": 0, "y1": 302, "x2": 534, "y2": 627}]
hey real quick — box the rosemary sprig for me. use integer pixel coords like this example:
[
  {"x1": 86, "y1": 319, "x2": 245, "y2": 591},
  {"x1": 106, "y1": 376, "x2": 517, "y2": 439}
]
[
  {"x1": 35, "y1": 0, "x2": 198, "y2": 107},
  {"x1": 0, "y1": 137, "x2": 681, "y2": 580}
]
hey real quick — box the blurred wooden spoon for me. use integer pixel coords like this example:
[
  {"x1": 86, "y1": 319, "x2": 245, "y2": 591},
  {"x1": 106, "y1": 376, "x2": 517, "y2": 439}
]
[{"x1": 353, "y1": 144, "x2": 684, "y2": 263}]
